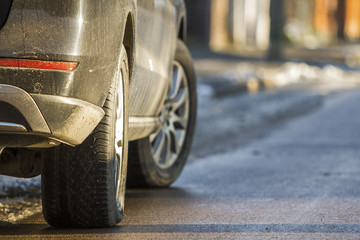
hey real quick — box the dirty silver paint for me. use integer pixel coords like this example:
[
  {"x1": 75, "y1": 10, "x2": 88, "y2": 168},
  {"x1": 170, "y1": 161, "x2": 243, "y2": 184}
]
[
  {"x1": 0, "y1": 0, "x2": 185, "y2": 114},
  {"x1": 0, "y1": 1, "x2": 185, "y2": 136},
  {"x1": 0, "y1": 0, "x2": 187, "y2": 176}
]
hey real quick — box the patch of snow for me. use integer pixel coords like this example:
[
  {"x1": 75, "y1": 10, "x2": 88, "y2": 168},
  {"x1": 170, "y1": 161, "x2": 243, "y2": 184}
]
[
  {"x1": 197, "y1": 81, "x2": 214, "y2": 99},
  {"x1": 0, "y1": 175, "x2": 40, "y2": 197}
]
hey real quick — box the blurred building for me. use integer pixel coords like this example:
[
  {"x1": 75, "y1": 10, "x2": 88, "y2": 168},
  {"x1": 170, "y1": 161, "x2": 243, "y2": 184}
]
[
  {"x1": 345, "y1": 0, "x2": 360, "y2": 40},
  {"x1": 185, "y1": 0, "x2": 360, "y2": 55},
  {"x1": 184, "y1": 0, "x2": 212, "y2": 44},
  {"x1": 210, "y1": 0, "x2": 271, "y2": 52}
]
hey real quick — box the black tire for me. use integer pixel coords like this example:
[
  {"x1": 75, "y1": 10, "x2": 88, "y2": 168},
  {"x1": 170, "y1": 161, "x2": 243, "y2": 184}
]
[
  {"x1": 41, "y1": 46, "x2": 129, "y2": 228},
  {"x1": 127, "y1": 40, "x2": 197, "y2": 188}
]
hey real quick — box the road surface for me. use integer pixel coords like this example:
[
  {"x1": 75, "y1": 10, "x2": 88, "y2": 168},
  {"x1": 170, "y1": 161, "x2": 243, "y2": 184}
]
[{"x1": 1, "y1": 85, "x2": 360, "y2": 238}]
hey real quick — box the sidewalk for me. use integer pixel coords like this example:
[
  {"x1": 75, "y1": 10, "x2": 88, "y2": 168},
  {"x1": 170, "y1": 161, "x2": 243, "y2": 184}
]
[
  {"x1": 285, "y1": 43, "x2": 360, "y2": 68},
  {"x1": 190, "y1": 45, "x2": 360, "y2": 98},
  {"x1": 190, "y1": 45, "x2": 360, "y2": 160},
  {"x1": 190, "y1": 42, "x2": 360, "y2": 68}
]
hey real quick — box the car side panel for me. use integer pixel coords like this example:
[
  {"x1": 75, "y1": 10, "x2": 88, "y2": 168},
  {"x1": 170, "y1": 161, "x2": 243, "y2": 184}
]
[
  {"x1": 0, "y1": 0, "x2": 185, "y2": 118},
  {"x1": 129, "y1": 0, "x2": 179, "y2": 117}
]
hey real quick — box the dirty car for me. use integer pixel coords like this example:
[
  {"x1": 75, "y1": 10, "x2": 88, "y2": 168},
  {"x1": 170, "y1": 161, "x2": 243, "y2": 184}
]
[{"x1": 0, "y1": 0, "x2": 197, "y2": 228}]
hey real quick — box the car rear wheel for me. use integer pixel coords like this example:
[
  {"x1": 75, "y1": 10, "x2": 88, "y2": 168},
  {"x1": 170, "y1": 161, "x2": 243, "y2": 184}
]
[
  {"x1": 41, "y1": 46, "x2": 129, "y2": 228},
  {"x1": 127, "y1": 40, "x2": 197, "y2": 188}
]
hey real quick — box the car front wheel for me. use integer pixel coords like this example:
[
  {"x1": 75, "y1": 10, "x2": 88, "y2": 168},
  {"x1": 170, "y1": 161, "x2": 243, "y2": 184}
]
[{"x1": 127, "y1": 40, "x2": 197, "y2": 188}]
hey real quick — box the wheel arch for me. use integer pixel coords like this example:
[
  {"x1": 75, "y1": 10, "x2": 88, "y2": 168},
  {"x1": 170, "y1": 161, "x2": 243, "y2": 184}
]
[
  {"x1": 178, "y1": 16, "x2": 186, "y2": 41},
  {"x1": 123, "y1": 12, "x2": 135, "y2": 81}
]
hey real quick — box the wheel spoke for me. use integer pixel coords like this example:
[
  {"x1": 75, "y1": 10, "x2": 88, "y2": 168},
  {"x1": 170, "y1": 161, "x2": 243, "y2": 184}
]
[
  {"x1": 169, "y1": 125, "x2": 180, "y2": 154},
  {"x1": 173, "y1": 89, "x2": 188, "y2": 111},
  {"x1": 168, "y1": 67, "x2": 174, "y2": 98},
  {"x1": 150, "y1": 127, "x2": 161, "y2": 143},
  {"x1": 154, "y1": 129, "x2": 166, "y2": 161},
  {"x1": 164, "y1": 130, "x2": 172, "y2": 164},
  {"x1": 170, "y1": 111, "x2": 187, "y2": 129},
  {"x1": 170, "y1": 66, "x2": 184, "y2": 100}
]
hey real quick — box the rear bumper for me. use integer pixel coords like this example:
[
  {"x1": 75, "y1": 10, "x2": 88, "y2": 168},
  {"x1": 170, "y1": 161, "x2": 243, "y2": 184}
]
[{"x1": 0, "y1": 84, "x2": 105, "y2": 148}]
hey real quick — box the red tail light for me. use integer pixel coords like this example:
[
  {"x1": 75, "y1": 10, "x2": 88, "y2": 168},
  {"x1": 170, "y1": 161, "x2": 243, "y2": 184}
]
[{"x1": 0, "y1": 59, "x2": 78, "y2": 71}]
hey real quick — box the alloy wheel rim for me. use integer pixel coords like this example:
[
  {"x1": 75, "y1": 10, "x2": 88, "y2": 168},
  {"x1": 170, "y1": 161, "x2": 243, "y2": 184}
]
[
  {"x1": 150, "y1": 61, "x2": 190, "y2": 169},
  {"x1": 114, "y1": 70, "x2": 125, "y2": 211}
]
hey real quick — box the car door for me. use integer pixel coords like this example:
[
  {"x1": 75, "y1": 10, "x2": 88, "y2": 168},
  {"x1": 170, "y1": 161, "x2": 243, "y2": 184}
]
[{"x1": 129, "y1": 0, "x2": 177, "y2": 117}]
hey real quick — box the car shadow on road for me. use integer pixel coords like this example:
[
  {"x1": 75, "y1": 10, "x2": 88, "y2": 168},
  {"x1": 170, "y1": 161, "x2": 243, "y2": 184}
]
[
  {"x1": 125, "y1": 187, "x2": 196, "y2": 199},
  {"x1": 0, "y1": 222, "x2": 360, "y2": 236},
  {"x1": 1, "y1": 185, "x2": 360, "y2": 237}
]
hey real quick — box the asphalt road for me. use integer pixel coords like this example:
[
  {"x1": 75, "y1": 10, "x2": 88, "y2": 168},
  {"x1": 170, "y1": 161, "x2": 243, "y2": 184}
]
[{"x1": 1, "y1": 87, "x2": 360, "y2": 239}]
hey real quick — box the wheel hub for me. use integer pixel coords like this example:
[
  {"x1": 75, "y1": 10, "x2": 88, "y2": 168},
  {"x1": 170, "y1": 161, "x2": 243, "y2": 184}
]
[{"x1": 160, "y1": 103, "x2": 172, "y2": 126}]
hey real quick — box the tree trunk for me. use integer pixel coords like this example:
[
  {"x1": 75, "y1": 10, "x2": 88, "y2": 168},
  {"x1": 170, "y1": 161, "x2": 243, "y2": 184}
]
[{"x1": 268, "y1": 0, "x2": 284, "y2": 60}]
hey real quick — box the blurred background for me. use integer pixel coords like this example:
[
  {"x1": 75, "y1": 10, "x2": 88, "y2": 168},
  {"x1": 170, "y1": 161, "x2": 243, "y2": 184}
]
[
  {"x1": 181, "y1": 0, "x2": 360, "y2": 160},
  {"x1": 185, "y1": 0, "x2": 360, "y2": 65}
]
